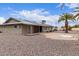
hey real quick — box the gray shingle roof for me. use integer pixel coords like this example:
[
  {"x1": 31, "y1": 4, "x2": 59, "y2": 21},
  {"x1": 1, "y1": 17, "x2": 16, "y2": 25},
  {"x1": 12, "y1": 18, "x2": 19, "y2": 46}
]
[{"x1": 3, "y1": 17, "x2": 52, "y2": 26}]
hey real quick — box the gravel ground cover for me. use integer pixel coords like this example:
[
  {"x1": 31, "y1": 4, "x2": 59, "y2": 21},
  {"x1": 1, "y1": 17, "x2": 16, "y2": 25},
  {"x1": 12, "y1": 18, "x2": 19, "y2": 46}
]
[{"x1": 0, "y1": 31, "x2": 79, "y2": 56}]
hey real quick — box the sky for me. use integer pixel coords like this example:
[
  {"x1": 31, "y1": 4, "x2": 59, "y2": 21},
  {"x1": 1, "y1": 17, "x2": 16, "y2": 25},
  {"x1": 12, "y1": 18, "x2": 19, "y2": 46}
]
[{"x1": 0, "y1": 3, "x2": 79, "y2": 27}]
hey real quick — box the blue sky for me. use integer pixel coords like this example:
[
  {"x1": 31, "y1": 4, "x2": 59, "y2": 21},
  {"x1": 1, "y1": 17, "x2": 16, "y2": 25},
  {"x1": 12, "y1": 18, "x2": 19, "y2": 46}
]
[
  {"x1": 0, "y1": 3, "x2": 73, "y2": 17},
  {"x1": 0, "y1": 3, "x2": 79, "y2": 27}
]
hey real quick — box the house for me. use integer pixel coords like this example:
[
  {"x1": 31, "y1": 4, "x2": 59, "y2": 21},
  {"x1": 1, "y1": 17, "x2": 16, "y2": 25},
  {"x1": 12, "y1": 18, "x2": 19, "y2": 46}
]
[{"x1": 0, "y1": 17, "x2": 53, "y2": 35}]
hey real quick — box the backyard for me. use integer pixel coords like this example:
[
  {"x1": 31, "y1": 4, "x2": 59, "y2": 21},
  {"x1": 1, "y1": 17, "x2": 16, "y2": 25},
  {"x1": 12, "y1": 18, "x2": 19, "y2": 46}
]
[{"x1": 0, "y1": 31, "x2": 79, "y2": 56}]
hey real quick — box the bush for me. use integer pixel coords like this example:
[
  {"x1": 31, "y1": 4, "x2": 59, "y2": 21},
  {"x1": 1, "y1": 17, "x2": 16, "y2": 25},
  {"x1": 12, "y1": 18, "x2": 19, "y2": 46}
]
[{"x1": 68, "y1": 26, "x2": 72, "y2": 31}]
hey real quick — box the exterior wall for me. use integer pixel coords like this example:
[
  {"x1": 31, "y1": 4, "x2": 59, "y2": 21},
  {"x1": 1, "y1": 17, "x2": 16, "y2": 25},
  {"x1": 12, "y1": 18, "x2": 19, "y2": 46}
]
[
  {"x1": 42, "y1": 26, "x2": 47, "y2": 32},
  {"x1": 0, "y1": 26, "x2": 4, "y2": 32},
  {"x1": 22, "y1": 25, "x2": 33, "y2": 35},
  {"x1": 32, "y1": 26, "x2": 40, "y2": 33},
  {"x1": 0, "y1": 24, "x2": 34, "y2": 35},
  {"x1": 0, "y1": 24, "x2": 53, "y2": 35},
  {"x1": 22, "y1": 25, "x2": 45, "y2": 35},
  {"x1": 0, "y1": 25, "x2": 22, "y2": 35},
  {"x1": 42, "y1": 26, "x2": 52, "y2": 32}
]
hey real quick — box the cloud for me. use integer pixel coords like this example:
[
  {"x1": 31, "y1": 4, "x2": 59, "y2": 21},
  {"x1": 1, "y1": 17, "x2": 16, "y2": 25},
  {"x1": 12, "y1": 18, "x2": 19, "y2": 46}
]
[
  {"x1": 2, "y1": 7, "x2": 13, "y2": 11},
  {"x1": 11, "y1": 9, "x2": 60, "y2": 26},
  {"x1": 65, "y1": 3, "x2": 79, "y2": 8},
  {"x1": 0, "y1": 17, "x2": 6, "y2": 24},
  {"x1": 57, "y1": 3, "x2": 79, "y2": 9},
  {"x1": 10, "y1": 9, "x2": 78, "y2": 27}
]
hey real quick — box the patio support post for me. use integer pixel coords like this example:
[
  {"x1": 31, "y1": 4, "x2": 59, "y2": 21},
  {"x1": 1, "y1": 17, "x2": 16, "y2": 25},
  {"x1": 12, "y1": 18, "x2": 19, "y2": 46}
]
[{"x1": 30, "y1": 25, "x2": 33, "y2": 34}]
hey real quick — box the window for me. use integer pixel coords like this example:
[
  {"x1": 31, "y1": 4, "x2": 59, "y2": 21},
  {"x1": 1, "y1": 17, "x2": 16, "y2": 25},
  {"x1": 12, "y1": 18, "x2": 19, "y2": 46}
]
[{"x1": 14, "y1": 25, "x2": 17, "y2": 28}]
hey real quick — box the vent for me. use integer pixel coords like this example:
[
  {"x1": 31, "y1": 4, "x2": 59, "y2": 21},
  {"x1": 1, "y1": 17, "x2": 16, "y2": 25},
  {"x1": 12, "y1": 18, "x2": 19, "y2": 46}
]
[{"x1": 42, "y1": 20, "x2": 46, "y2": 24}]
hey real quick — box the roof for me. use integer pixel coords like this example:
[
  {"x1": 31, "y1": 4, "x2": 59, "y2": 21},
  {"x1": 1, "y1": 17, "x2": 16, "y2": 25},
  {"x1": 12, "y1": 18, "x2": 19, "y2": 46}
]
[{"x1": 2, "y1": 17, "x2": 52, "y2": 27}]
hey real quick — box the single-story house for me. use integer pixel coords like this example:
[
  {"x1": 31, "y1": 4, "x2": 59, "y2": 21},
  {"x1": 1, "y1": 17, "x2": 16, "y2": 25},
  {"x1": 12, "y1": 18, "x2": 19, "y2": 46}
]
[{"x1": 0, "y1": 17, "x2": 53, "y2": 35}]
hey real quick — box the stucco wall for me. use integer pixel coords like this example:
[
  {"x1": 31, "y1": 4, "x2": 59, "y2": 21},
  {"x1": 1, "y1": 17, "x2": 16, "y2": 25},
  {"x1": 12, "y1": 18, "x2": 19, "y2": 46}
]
[
  {"x1": 0, "y1": 26, "x2": 4, "y2": 32},
  {"x1": 42, "y1": 26, "x2": 52, "y2": 32},
  {"x1": 22, "y1": 25, "x2": 33, "y2": 35},
  {"x1": 0, "y1": 25, "x2": 22, "y2": 35},
  {"x1": 0, "y1": 24, "x2": 53, "y2": 35}
]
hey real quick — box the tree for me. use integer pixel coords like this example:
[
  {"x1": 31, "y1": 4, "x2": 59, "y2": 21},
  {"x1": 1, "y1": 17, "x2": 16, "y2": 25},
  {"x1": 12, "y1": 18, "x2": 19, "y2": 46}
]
[
  {"x1": 58, "y1": 13, "x2": 75, "y2": 33},
  {"x1": 73, "y1": 7, "x2": 79, "y2": 20}
]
